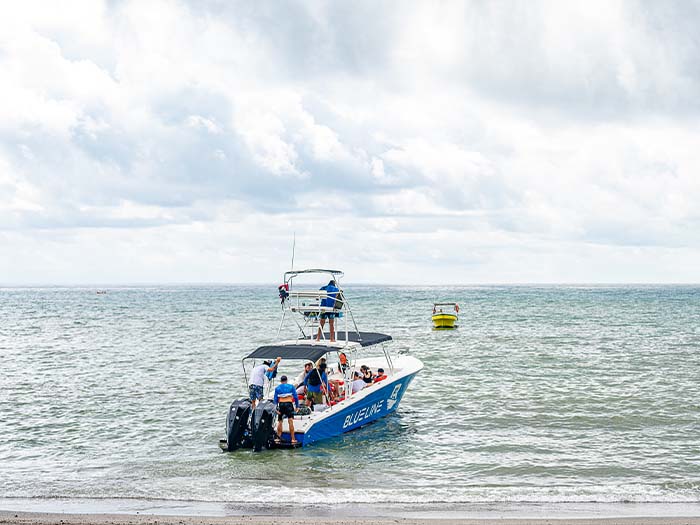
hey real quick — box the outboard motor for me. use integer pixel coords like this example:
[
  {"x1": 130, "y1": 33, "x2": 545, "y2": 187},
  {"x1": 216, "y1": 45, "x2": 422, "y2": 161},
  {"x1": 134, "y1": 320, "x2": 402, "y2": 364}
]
[
  {"x1": 224, "y1": 398, "x2": 252, "y2": 451},
  {"x1": 251, "y1": 400, "x2": 276, "y2": 452}
]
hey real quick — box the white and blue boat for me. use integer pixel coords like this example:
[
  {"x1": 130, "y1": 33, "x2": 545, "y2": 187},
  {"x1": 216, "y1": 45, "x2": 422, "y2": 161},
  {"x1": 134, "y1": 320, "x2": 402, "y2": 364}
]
[{"x1": 219, "y1": 269, "x2": 423, "y2": 451}]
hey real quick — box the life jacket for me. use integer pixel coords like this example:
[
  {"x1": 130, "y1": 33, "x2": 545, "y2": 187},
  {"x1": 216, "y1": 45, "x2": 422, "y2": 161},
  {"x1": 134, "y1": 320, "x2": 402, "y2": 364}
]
[{"x1": 374, "y1": 374, "x2": 387, "y2": 383}]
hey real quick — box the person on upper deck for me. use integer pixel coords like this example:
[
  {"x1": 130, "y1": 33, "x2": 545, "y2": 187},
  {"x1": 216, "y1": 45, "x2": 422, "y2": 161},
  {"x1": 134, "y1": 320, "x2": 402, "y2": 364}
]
[
  {"x1": 273, "y1": 375, "x2": 299, "y2": 444},
  {"x1": 315, "y1": 279, "x2": 339, "y2": 343}
]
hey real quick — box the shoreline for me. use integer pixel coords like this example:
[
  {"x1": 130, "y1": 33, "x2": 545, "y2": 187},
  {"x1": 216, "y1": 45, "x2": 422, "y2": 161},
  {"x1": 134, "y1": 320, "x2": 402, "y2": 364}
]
[
  {"x1": 2, "y1": 511, "x2": 700, "y2": 525},
  {"x1": 2, "y1": 499, "x2": 700, "y2": 525}
]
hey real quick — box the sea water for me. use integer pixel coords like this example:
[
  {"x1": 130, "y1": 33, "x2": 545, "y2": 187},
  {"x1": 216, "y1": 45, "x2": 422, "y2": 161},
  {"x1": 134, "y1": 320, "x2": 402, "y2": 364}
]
[{"x1": 1, "y1": 285, "x2": 699, "y2": 514}]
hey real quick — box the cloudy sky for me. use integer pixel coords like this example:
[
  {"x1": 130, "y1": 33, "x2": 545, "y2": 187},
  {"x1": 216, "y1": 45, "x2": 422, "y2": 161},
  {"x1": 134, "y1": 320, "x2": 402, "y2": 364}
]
[{"x1": 1, "y1": 1, "x2": 699, "y2": 284}]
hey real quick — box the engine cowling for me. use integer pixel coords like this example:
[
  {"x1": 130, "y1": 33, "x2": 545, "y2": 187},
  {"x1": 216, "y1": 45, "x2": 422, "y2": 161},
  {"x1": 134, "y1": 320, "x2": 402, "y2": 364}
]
[
  {"x1": 224, "y1": 398, "x2": 251, "y2": 451},
  {"x1": 251, "y1": 400, "x2": 276, "y2": 452}
]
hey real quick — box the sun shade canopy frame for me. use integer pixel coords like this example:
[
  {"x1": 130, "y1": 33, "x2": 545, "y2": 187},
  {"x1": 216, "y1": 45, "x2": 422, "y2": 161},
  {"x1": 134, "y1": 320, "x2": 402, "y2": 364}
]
[
  {"x1": 284, "y1": 268, "x2": 344, "y2": 283},
  {"x1": 245, "y1": 332, "x2": 392, "y2": 362},
  {"x1": 309, "y1": 331, "x2": 392, "y2": 347},
  {"x1": 246, "y1": 344, "x2": 335, "y2": 363}
]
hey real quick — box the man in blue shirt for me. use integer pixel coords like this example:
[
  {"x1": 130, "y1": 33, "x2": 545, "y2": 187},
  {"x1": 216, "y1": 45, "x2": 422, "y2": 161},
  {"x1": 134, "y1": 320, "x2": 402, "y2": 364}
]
[
  {"x1": 274, "y1": 375, "x2": 299, "y2": 444},
  {"x1": 315, "y1": 279, "x2": 339, "y2": 342},
  {"x1": 304, "y1": 361, "x2": 330, "y2": 407}
]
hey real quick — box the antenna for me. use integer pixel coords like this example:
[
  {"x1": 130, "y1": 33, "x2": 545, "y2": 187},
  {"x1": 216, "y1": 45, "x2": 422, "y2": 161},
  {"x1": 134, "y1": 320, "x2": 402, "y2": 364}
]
[{"x1": 290, "y1": 232, "x2": 296, "y2": 271}]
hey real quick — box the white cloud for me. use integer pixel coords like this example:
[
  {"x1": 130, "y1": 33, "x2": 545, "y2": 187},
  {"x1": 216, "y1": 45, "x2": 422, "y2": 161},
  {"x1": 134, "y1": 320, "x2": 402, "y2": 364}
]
[{"x1": 1, "y1": 0, "x2": 699, "y2": 283}]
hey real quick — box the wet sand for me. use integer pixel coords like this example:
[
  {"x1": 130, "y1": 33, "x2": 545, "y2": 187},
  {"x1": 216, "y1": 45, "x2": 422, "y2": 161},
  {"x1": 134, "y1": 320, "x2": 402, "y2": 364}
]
[{"x1": 3, "y1": 512, "x2": 700, "y2": 525}]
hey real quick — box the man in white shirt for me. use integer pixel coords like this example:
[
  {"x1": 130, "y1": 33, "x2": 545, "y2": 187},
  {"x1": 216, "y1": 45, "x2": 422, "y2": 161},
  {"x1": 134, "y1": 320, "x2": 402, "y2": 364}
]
[
  {"x1": 351, "y1": 371, "x2": 365, "y2": 395},
  {"x1": 249, "y1": 356, "x2": 281, "y2": 409}
]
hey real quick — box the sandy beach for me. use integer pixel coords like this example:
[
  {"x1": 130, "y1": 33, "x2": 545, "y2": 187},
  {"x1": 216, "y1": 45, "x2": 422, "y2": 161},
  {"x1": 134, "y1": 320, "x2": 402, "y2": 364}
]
[{"x1": 3, "y1": 511, "x2": 700, "y2": 525}]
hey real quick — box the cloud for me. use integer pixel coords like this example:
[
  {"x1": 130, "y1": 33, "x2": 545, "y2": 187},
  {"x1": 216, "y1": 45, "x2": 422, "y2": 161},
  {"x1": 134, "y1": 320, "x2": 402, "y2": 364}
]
[{"x1": 1, "y1": 0, "x2": 700, "y2": 283}]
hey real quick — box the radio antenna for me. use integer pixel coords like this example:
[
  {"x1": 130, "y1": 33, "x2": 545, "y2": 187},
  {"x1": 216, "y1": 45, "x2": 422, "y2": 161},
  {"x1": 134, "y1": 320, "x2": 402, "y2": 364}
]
[{"x1": 290, "y1": 232, "x2": 296, "y2": 271}]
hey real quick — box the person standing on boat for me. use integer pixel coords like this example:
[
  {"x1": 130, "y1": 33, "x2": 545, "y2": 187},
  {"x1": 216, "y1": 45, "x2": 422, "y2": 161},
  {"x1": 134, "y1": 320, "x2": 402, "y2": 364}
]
[
  {"x1": 249, "y1": 357, "x2": 281, "y2": 409},
  {"x1": 293, "y1": 361, "x2": 313, "y2": 396},
  {"x1": 273, "y1": 375, "x2": 299, "y2": 444},
  {"x1": 315, "y1": 279, "x2": 339, "y2": 342},
  {"x1": 304, "y1": 362, "x2": 329, "y2": 407}
]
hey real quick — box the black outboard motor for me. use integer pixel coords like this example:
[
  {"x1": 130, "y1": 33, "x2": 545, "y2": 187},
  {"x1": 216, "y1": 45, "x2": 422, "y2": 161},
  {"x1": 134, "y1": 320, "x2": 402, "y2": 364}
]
[
  {"x1": 224, "y1": 398, "x2": 252, "y2": 451},
  {"x1": 251, "y1": 400, "x2": 276, "y2": 452}
]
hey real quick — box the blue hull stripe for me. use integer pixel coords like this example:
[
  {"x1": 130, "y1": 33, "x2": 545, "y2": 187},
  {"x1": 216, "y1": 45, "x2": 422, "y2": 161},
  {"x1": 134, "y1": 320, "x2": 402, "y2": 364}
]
[{"x1": 287, "y1": 373, "x2": 418, "y2": 446}]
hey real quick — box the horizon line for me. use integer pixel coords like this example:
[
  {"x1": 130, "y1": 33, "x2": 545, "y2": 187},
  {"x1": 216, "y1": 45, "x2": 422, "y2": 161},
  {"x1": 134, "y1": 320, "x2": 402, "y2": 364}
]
[{"x1": 2, "y1": 282, "x2": 699, "y2": 288}]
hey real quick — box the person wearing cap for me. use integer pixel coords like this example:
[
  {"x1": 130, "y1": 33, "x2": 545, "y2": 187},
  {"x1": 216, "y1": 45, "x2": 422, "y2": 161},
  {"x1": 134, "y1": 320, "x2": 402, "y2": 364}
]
[
  {"x1": 373, "y1": 368, "x2": 387, "y2": 383},
  {"x1": 248, "y1": 356, "x2": 281, "y2": 409},
  {"x1": 273, "y1": 375, "x2": 299, "y2": 444},
  {"x1": 293, "y1": 361, "x2": 314, "y2": 396}
]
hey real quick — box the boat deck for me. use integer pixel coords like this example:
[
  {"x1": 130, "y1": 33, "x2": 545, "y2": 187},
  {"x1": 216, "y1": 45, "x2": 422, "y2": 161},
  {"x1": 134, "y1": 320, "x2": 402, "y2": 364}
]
[{"x1": 274, "y1": 355, "x2": 407, "y2": 443}]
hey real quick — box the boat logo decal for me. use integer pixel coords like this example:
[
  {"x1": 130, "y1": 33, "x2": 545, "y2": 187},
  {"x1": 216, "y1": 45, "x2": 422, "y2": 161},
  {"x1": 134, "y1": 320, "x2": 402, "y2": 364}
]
[
  {"x1": 342, "y1": 400, "x2": 385, "y2": 429},
  {"x1": 387, "y1": 384, "x2": 401, "y2": 410}
]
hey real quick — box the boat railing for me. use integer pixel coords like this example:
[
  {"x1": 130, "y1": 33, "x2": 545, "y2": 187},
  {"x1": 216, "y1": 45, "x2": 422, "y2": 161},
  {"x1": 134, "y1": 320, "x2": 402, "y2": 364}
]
[
  {"x1": 432, "y1": 302, "x2": 459, "y2": 314},
  {"x1": 277, "y1": 284, "x2": 361, "y2": 346},
  {"x1": 287, "y1": 290, "x2": 341, "y2": 314},
  {"x1": 288, "y1": 290, "x2": 330, "y2": 298}
]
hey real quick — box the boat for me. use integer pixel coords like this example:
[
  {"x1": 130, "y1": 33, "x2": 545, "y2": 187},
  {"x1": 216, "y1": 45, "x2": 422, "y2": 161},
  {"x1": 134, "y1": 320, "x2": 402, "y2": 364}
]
[
  {"x1": 432, "y1": 302, "x2": 459, "y2": 329},
  {"x1": 219, "y1": 269, "x2": 423, "y2": 451}
]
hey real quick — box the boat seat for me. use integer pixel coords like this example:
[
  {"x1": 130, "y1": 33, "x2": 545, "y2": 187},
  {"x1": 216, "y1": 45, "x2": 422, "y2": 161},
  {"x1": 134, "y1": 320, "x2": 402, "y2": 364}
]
[{"x1": 329, "y1": 394, "x2": 346, "y2": 406}]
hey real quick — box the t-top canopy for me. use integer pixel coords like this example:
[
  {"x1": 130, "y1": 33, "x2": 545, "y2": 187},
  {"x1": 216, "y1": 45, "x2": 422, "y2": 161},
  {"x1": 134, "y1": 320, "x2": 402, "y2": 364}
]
[
  {"x1": 246, "y1": 344, "x2": 338, "y2": 363},
  {"x1": 308, "y1": 331, "x2": 392, "y2": 347},
  {"x1": 245, "y1": 332, "x2": 392, "y2": 361},
  {"x1": 284, "y1": 268, "x2": 344, "y2": 280}
]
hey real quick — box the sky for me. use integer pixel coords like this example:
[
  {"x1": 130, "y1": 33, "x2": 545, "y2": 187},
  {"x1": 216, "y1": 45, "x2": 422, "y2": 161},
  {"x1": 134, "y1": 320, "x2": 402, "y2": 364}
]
[{"x1": 1, "y1": 0, "x2": 699, "y2": 285}]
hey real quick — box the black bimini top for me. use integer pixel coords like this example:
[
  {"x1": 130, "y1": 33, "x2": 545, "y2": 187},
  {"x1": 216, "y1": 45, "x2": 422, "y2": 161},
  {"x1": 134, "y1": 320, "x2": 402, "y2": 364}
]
[
  {"x1": 245, "y1": 332, "x2": 392, "y2": 361},
  {"x1": 316, "y1": 331, "x2": 392, "y2": 347},
  {"x1": 247, "y1": 344, "x2": 336, "y2": 363}
]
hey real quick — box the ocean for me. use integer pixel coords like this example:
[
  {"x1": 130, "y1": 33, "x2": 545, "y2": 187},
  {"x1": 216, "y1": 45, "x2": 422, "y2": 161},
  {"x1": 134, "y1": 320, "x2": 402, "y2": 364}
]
[{"x1": 1, "y1": 285, "x2": 699, "y2": 515}]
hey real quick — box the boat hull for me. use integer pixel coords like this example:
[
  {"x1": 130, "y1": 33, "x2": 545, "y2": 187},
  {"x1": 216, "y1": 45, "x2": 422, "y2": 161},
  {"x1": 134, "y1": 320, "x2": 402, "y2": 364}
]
[
  {"x1": 289, "y1": 371, "x2": 418, "y2": 446},
  {"x1": 432, "y1": 313, "x2": 457, "y2": 328}
]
